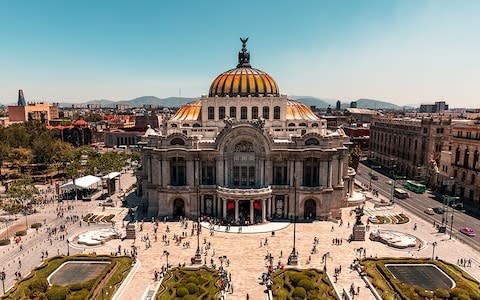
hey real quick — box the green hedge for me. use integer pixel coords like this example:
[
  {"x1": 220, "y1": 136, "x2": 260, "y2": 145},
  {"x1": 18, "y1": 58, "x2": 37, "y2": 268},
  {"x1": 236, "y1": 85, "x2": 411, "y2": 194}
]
[
  {"x1": 0, "y1": 239, "x2": 11, "y2": 246},
  {"x1": 361, "y1": 257, "x2": 480, "y2": 300},
  {"x1": 156, "y1": 267, "x2": 221, "y2": 299},
  {"x1": 15, "y1": 230, "x2": 27, "y2": 236},
  {"x1": 1, "y1": 255, "x2": 133, "y2": 300},
  {"x1": 30, "y1": 223, "x2": 42, "y2": 229}
]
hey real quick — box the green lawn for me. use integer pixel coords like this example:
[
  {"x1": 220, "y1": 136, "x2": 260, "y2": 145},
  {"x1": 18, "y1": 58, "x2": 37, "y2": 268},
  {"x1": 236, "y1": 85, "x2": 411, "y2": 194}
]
[
  {"x1": 361, "y1": 257, "x2": 480, "y2": 300},
  {"x1": 1, "y1": 255, "x2": 134, "y2": 300},
  {"x1": 156, "y1": 266, "x2": 221, "y2": 300},
  {"x1": 271, "y1": 268, "x2": 339, "y2": 300}
]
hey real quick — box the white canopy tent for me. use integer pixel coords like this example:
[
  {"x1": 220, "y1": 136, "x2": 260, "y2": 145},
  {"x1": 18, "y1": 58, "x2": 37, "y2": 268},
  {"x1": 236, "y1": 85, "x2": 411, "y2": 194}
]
[
  {"x1": 102, "y1": 172, "x2": 121, "y2": 180},
  {"x1": 60, "y1": 175, "x2": 101, "y2": 190}
]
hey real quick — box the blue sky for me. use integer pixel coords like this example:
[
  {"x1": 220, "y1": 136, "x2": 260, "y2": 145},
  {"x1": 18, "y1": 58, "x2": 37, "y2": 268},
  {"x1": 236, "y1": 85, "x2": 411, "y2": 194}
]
[{"x1": 1, "y1": 0, "x2": 479, "y2": 107}]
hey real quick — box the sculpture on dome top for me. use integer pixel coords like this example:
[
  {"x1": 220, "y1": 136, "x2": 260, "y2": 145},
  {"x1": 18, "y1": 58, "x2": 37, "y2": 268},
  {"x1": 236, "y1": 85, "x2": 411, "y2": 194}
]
[{"x1": 237, "y1": 37, "x2": 251, "y2": 68}]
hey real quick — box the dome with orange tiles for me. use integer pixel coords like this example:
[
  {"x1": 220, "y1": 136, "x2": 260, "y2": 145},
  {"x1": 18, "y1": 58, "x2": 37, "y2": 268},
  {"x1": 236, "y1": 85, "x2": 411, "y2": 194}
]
[{"x1": 209, "y1": 38, "x2": 279, "y2": 97}]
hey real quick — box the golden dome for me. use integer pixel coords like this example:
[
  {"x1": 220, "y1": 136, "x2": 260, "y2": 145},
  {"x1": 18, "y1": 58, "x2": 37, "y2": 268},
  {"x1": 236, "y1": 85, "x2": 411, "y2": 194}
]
[
  {"x1": 286, "y1": 100, "x2": 320, "y2": 121},
  {"x1": 208, "y1": 37, "x2": 279, "y2": 97},
  {"x1": 209, "y1": 67, "x2": 279, "y2": 97},
  {"x1": 170, "y1": 100, "x2": 201, "y2": 121}
]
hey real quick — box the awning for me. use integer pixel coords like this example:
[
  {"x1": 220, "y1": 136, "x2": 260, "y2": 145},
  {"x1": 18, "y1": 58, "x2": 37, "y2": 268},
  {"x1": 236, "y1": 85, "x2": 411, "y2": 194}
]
[
  {"x1": 102, "y1": 172, "x2": 121, "y2": 180},
  {"x1": 60, "y1": 175, "x2": 101, "y2": 190}
]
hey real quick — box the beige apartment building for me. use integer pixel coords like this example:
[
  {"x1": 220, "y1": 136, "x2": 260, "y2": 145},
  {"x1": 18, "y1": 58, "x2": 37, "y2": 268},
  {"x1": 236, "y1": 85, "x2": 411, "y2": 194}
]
[
  {"x1": 369, "y1": 117, "x2": 451, "y2": 184},
  {"x1": 438, "y1": 121, "x2": 480, "y2": 207}
]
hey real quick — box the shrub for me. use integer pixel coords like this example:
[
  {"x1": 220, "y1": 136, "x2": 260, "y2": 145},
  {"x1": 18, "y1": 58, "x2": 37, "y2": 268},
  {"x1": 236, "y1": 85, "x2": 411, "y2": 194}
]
[
  {"x1": 292, "y1": 287, "x2": 307, "y2": 298},
  {"x1": 66, "y1": 289, "x2": 89, "y2": 300},
  {"x1": 277, "y1": 288, "x2": 290, "y2": 298},
  {"x1": 185, "y1": 282, "x2": 199, "y2": 295},
  {"x1": 417, "y1": 289, "x2": 433, "y2": 298},
  {"x1": 290, "y1": 273, "x2": 307, "y2": 285},
  {"x1": 186, "y1": 276, "x2": 199, "y2": 285},
  {"x1": 434, "y1": 288, "x2": 450, "y2": 298},
  {"x1": 183, "y1": 295, "x2": 197, "y2": 300},
  {"x1": 297, "y1": 278, "x2": 315, "y2": 291},
  {"x1": 176, "y1": 287, "x2": 189, "y2": 297},
  {"x1": 46, "y1": 285, "x2": 70, "y2": 300},
  {"x1": 29, "y1": 278, "x2": 49, "y2": 293},
  {"x1": 16, "y1": 230, "x2": 27, "y2": 236},
  {"x1": 31, "y1": 223, "x2": 42, "y2": 229},
  {"x1": 0, "y1": 239, "x2": 11, "y2": 246}
]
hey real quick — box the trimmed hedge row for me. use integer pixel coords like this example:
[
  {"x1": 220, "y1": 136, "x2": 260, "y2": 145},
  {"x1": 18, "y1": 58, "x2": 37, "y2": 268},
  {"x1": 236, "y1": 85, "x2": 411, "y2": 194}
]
[
  {"x1": 361, "y1": 257, "x2": 480, "y2": 300},
  {"x1": 1, "y1": 255, "x2": 134, "y2": 300},
  {"x1": 271, "y1": 268, "x2": 339, "y2": 300},
  {"x1": 0, "y1": 239, "x2": 11, "y2": 246}
]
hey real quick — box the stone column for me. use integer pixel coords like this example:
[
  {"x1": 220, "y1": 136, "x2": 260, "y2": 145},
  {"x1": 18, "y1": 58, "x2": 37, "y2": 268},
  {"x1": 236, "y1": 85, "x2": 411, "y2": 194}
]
[
  {"x1": 214, "y1": 194, "x2": 217, "y2": 217},
  {"x1": 162, "y1": 159, "x2": 169, "y2": 187},
  {"x1": 187, "y1": 159, "x2": 194, "y2": 187},
  {"x1": 216, "y1": 158, "x2": 224, "y2": 186},
  {"x1": 268, "y1": 196, "x2": 272, "y2": 218},
  {"x1": 222, "y1": 198, "x2": 227, "y2": 219},
  {"x1": 265, "y1": 160, "x2": 273, "y2": 185},
  {"x1": 234, "y1": 200, "x2": 239, "y2": 222},
  {"x1": 338, "y1": 156, "x2": 344, "y2": 185},
  {"x1": 328, "y1": 159, "x2": 333, "y2": 188},
  {"x1": 250, "y1": 200, "x2": 254, "y2": 224},
  {"x1": 262, "y1": 199, "x2": 266, "y2": 222}
]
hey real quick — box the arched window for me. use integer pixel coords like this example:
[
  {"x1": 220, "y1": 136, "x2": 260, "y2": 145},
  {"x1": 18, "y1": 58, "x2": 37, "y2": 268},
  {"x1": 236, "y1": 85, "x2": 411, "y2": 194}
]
[
  {"x1": 240, "y1": 106, "x2": 248, "y2": 120},
  {"x1": 455, "y1": 147, "x2": 461, "y2": 164},
  {"x1": 299, "y1": 123, "x2": 307, "y2": 127},
  {"x1": 252, "y1": 106, "x2": 259, "y2": 119},
  {"x1": 464, "y1": 149, "x2": 470, "y2": 168},
  {"x1": 182, "y1": 124, "x2": 190, "y2": 127},
  {"x1": 273, "y1": 106, "x2": 281, "y2": 119},
  {"x1": 312, "y1": 123, "x2": 318, "y2": 128},
  {"x1": 305, "y1": 138, "x2": 319, "y2": 146},
  {"x1": 262, "y1": 106, "x2": 270, "y2": 119},
  {"x1": 170, "y1": 138, "x2": 185, "y2": 145},
  {"x1": 219, "y1": 106, "x2": 226, "y2": 119},
  {"x1": 473, "y1": 150, "x2": 479, "y2": 170},
  {"x1": 192, "y1": 123, "x2": 201, "y2": 128},
  {"x1": 170, "y1": 157, "x2": 186, "y2": 186},
  {"x1": 288, "y1": 123, "x2": 295, "y2": 127},
  {"x1": 171, "y1": 124, "x2": 177, "y2": 128}
]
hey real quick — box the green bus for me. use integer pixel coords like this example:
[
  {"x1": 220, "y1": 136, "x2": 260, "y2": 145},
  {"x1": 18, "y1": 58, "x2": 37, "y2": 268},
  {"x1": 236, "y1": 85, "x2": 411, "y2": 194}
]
[
  {"x1": 394, "y1": 188, "x2": 409, "y2": 199},
  {"x1": 404, "y1": 180, "x2": 426, "y2": 194}
]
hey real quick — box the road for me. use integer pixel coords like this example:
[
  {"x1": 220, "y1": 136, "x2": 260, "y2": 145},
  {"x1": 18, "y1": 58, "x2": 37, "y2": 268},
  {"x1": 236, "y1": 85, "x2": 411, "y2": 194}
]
[{"x1": 357, "y1": 163, "x2": 480, "y2": 251}]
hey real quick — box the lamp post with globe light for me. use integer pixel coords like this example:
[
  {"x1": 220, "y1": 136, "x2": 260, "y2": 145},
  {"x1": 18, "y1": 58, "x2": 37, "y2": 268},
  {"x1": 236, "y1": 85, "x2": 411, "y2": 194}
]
[{"x1": 289, "y1": 176, "x2": 298, "y2": 265}]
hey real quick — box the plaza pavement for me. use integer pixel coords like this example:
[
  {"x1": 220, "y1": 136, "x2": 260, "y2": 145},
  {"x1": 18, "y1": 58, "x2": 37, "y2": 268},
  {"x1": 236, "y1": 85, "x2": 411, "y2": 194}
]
[
  {"x1": 2, "y1": 175, "x2": 480, "y2": 299},
  {"x1": 87, "y1": 190, "x2": 480, "y2": 300}
]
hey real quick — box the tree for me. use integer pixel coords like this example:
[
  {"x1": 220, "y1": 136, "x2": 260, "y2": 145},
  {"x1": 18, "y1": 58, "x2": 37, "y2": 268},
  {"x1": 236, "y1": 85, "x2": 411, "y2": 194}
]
[
  {"x1": 5, "y1": 176, "x2": 39, "y2": 226},
  {"x1": 349, "y1": 145, "x2": 363, "y2": 171},
  {"x1": 0, "y1": 143, "x2": 11, "y2": 181}
]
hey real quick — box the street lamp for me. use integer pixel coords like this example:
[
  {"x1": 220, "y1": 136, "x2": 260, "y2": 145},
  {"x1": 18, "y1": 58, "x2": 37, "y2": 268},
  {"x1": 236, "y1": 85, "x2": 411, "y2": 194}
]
[
  {"x1": 432, "y1": 242, "x2": 438, "y2": 260},
  {"x1": 450, "y1": 209, "x2": 455, "y2": 240},
  {"x1": 289, "y1": 176, "x2": 298, "y2": 265},
  {"x1": 0, "y1": 271, "x2": 5, "y2": 294},
  {"x1": 193, "y1": 157, "x2": 202, "y2": 264},
  {"x1": 163, "y1": 250, "x2": 170, "y2": 269},
  {"x1": 67, "y1": 239, "x2": 70, "y2": 256}
]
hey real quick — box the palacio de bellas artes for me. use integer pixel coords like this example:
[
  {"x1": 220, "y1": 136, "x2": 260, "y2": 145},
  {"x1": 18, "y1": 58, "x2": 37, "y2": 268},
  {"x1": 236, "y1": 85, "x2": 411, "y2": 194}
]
[{"x1": 137, "y1": 38, "x2": 356, "y2": 224}]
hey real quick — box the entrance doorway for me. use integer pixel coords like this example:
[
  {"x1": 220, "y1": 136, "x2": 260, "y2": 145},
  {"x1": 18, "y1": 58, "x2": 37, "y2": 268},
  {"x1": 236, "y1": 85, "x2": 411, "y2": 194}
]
[
  {"x1": 304, "y1": 199, "x2": 316, "y2": 220},
  {"x1": 173, "y1": 198, "x2": 185, "y2": 217}
]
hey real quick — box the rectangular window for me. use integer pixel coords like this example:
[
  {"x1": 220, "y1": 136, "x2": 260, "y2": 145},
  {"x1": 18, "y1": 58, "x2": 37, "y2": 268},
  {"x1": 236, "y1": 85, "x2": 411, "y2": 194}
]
[
  {"x1": 274, "y1": 106, "x2": 281, "y2": 119},
  {"x1": 219, "y1": 106, "x2": 225, "y2": 119},
  {"x1": 241, "y1": 166, "x2": 248, "y2": 186},
  {"x1": 230, "y1": 107, "x2": 237, "y2": 119},
  {"x1": 207, "y1": 106, "x2": 215, "y2": 120},
  {"x1": 241, "y1": 106, "x2": 248, "y2": 120},
  {"x1": 252, "y1": 106, "x2": 258, "y2": 119},
  {"x1": 233, "y1": 167, "x2": 240, "y2": 186},
  {"x1": 263, "y1": 106, "x2": 270, "y2": 119},
  {"x1": 303, "y1": 158, "x2": 320, "y2": 187},
  {"x1": 201, "y1": 163, "x2": 216, "y2": 185},
  {"x1": 273, "y1": 162, "x2": 288, "y2": 185}
]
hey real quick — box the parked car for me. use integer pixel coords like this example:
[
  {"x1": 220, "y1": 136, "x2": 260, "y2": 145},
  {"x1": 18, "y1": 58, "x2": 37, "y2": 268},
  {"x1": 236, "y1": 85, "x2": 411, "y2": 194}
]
[
  {"x1": 460, "y1": 227, "x2": 475, "y2": 237},
  {"x1": 368, "y1": 172, "x2": 378, "y2": 180},
  {"x1": 432, "y1": 207, "x2": 445, "y2": 214},
  {"x1": 423, "y1": 208, "x2": 435, "y2": 215}
]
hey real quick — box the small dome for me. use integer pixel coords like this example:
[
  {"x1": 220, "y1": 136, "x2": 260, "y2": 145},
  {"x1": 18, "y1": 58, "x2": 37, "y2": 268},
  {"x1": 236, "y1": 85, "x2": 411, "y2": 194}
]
[
  {"x1": 208, "y1": 38, "x2": 279, "y2": 97},
  {"x1": 73, "y1": 119, "x2": 87, "y2": 127}
]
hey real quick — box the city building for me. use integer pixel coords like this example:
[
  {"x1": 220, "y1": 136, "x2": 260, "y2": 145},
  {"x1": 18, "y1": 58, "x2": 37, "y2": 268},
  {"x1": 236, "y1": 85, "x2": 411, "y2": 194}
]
[
  {"x1": 104, "y1": 129, "x2": 144, "y2": 148},
  {"x1": 438, "y1": 120, "x2": 480, "y2": 207},
  {"x1": 369, "y1": 116, "x2": 451, "y2": 184},
  {"x1": 419, "y1": 101, "x2": 449, "y2": 113},
  {"x1": 137, "y1": 39, "x2": 355, "y2": 222},
  {"x1": 8, "y1": 90, "x2": 59, "y2": 124}
]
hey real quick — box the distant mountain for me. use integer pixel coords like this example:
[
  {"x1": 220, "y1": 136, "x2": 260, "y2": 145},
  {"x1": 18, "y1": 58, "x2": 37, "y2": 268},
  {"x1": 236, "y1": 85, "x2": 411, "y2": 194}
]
[
  {"x1": 290, "y1": 96, "x2": 336, "y2": 108},
  {"x1": 60, "y1": 96, "x2": 196, "y2": 108},
  {"x1": 354, "y1": 98, "x2": 400, "y2": 109}
]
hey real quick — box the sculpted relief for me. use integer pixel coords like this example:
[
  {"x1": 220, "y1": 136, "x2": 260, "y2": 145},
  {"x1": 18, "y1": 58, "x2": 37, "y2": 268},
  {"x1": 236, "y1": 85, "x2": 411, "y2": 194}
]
[{"x1": 234, "y1": 141, "x2": 254, "y2": 152}]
